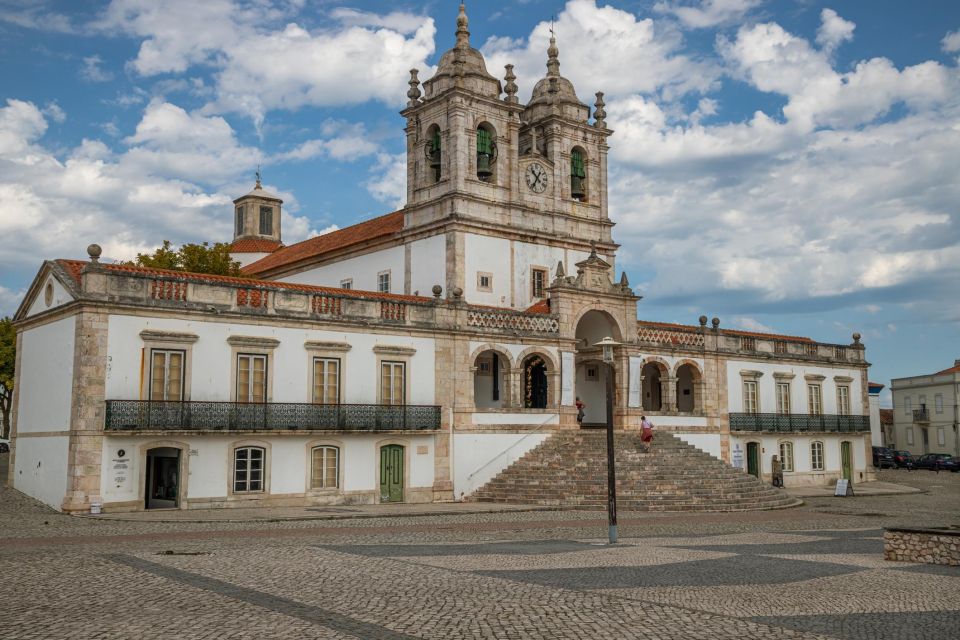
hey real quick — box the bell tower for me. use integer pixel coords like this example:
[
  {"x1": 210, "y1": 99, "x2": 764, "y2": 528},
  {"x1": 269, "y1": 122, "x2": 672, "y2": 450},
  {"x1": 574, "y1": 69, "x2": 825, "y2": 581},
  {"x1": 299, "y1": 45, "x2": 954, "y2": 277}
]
[{"x1": 232, "y1": 171, "x2": 282, "y2": 244}]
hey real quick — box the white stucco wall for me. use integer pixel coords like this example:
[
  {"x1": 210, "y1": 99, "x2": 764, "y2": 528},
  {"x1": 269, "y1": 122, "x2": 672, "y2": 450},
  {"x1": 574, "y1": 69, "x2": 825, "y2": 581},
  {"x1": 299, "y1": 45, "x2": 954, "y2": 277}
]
[
  {"x1": 13, "y1": 436, "x2": 70, "y2": 510},
  {"x1": 26, "y1": 275, "x2": 73, "y2": 318},
  {"x1": 408, "y1": 235, "x2": 446, "y2": 297},
  {"x1": 279, "y1": 245, "x2": 405, "y2": 294},
  {"x1": 16, "y1": 316, "x2": 76, "y2": 433},
  {"x1": 106, "y1": 315, "x2": 436, "y2": 405},
  {"x1": 674, "y1": 433, "x2": 723, "y2": 460},
  {"x1": 730, "y1": 433, "x2": 871, "y2": 486},
  {"x1": 726, "y1": 360, "x2": 865, "y2": 415},
  {"x1": 453, "y1": 432, "x2": 550, "y2": 498},
  {"x1": 101, "y1": 434, "x2": 437, "y2": 504}
]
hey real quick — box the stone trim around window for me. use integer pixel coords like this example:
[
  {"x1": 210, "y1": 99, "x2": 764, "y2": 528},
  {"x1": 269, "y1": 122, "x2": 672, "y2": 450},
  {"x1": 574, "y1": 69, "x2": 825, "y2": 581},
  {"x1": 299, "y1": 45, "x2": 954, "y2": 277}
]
[
  {"x1": 804, "y1": 374, "x2": 826, "y2": 382},
  {"x1": 739, "y1": 370, "x2": 764, "y2": 380},
  {"x1": 304, "y1": 439, "x2": 344, "y2": 494},
  {"x1": 304, "y1": 343, "x2": 348, "y2": 404},
  {"x1": 139, "y1": 331, "x2": 197, "y2": 400},
  {"x1": 228, "y1": 339, "x2": 278, "y2": 403},
  {"x1": 227, "y1": 336, "x2": 281, "y2": 349},
  {"x1": 304, "y1": 341, "x2": 352, "y2": 353},
  {"x1": 833, "y1": 375, "x2": 854, "y2": 383},
  {"x1": 773, "y1": 372, "x2": 796, "y2": 380},
  {"x1": 373, "y1": 345, "x2": 417, "y2": 357},
  {"x1": 227, "y1": 440, "x2": 272, "y2": 499},
  {"x1": 139, "y1": 330, "x2": 199, "y2": 344}
]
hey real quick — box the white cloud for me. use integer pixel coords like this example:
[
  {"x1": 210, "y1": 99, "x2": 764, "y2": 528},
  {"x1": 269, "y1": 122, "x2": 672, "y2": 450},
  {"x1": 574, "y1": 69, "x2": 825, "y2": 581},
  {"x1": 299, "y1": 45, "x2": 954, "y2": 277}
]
[
  {"x1": 943, "y1": 29, "x2": 960, "y2": 53},
  {"x1": 269, "y1": 122, "x2": 379, "y2": 163},
  {"x1": 0, "y1": 285, "x2": 26, "y2": 317},
  {"x1": 96, "y1": 0, "x2": 437, "y2": 127},
  {"x1": 42, "y1": 101, "x2": 66, "y2": 124},
  {"x1": 80, "y1": 55, "x2": 114, "y2": 82},
  {"x1": 816, "y1": 9, "x2": 855, "y2": 54},
  {"x1": 482, "y1": 0, "x2": 720, "y2": 102},
  {"x1": 731, "y1": 316, "x2": 776, "y2": 333},
  {"x1": 365, "y1": 153, "x2": 406, "y2": 209},
  {"x1": 653, "y1": 0, "x2": 762, "y2": 29}
]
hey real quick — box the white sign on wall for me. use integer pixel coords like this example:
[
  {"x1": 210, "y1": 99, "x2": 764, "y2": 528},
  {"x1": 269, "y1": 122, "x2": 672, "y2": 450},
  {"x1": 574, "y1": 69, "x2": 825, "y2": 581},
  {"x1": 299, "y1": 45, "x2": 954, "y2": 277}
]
[
  {"x1": 111, "y1": 448, "x2": 131, "y2": 491},
  {"x1": 629, "y1": 357, "x2": 642, "y2": 407},
  {"x1": 732, "y1": 444, "x2": 744, "y2": 470}
]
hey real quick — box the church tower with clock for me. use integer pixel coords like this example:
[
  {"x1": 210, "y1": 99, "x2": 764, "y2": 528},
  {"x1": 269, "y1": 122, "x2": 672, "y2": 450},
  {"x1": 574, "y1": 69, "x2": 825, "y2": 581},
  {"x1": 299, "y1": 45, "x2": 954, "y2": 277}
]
[{"x1": 399, "y1": 3, "x2": 618, "y2": 308}]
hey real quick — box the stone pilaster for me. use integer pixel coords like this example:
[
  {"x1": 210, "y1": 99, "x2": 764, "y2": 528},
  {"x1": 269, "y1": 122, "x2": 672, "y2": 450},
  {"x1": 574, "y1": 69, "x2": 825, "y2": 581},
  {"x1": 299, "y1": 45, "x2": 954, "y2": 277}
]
[
  {"x1": 6, "y1": 330, "x2": 23, "y2": 487},
  {"x1": 61, "y1": 309, "x2": 109, "y2": 513},
  {"x1": 662, "y1": 376, "x2": 678, "y2": 412},
  {"x1": 431, "y1": 332, "x2": 456, "y2": 499}
]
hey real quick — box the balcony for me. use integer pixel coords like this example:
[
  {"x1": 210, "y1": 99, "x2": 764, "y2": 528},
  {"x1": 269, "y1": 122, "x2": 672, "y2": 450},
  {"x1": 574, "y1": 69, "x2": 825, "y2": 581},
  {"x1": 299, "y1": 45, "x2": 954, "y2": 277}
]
[
  {"x1": 913, "y1": 409, "x2": 929, "y2": 423},
  {"x1": 729, "y1": 412, "x2": 870, "y2": 433},
  {"x1": 105, "y1": 400, "x2": 442, "y2": 433}
]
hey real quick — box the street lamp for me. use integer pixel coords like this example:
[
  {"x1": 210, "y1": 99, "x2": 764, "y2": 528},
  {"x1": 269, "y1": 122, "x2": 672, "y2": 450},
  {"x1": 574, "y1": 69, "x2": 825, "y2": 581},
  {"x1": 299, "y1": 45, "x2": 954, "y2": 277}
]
[{"x1": 595, "y1": 336, "x2": 620, "y2": 544}]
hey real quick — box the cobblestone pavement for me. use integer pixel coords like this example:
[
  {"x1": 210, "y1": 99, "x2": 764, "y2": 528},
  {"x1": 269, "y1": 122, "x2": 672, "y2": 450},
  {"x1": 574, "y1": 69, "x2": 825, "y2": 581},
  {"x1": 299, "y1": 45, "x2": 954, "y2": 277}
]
[{"x1": 2, "y1": 454, "x2": 959, "y2": 639}]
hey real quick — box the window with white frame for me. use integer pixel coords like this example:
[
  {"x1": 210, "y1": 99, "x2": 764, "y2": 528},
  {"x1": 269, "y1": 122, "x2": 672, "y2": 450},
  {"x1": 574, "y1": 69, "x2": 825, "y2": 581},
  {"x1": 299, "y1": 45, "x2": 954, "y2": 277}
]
[
  {"x1": 938, "y1": 427, "x2": 946, "y2": 446},
  {"x1": 811, "y1": 441, "x2": 824, "y2": 471},
  {"x1": 837, "y1": 385, "x2": 850, "y2": 416},
  {"x1": 233, "y1": 447, "x2": 265, "y2": 493},
  {"x1": 743, "y1": 380, "x2": 759, "y2": 413},
  {"x1": 935, "y1": 394, "x2": 943, "y2": 414},
  {"x1": 904, "y1": 396, "x2": 912, "y2": 415},
  {"x1": 776, "y1": 382, "x2": 791, "y2": 414},
  {"x1": 779, "y1": 441, "x2": 794, "y2": 472},
  {"x1": 339, "y1": 279, "x2": 352, "y2": 290},
  {"x1": 312, "y1": 358, "x2": 340, "y2": 405},
  {"x1": 310, "y1": 446, "x2": 339, "y2": 489},
  {"x1": 149, "y1": 349, "x2": 184, "y2": 401},
  {"x1": 531, "y1": 267, "x2": 547, "y2": 299},
  {"x1": 807, "y1": 384, "x2": 822, "y2": 415},
  {"x1": 380, "y1": 361, "x2": 405, "y2": 405},
  {"x1": 237, "y1": 354, "x2": 267, "y2": 403},
  {"x1": 377, "y1": 271, "x2": 391, "y2": 293},
  {"x1": 906, "y1": 427, "x2": 914, "y2": 445}
]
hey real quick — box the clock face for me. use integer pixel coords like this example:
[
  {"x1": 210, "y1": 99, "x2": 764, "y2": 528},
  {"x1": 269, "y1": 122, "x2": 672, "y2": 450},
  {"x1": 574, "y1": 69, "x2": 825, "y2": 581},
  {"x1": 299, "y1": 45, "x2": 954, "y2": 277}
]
[{"x1": 526, "y1": 163, "x2": 549, "y2": 193}]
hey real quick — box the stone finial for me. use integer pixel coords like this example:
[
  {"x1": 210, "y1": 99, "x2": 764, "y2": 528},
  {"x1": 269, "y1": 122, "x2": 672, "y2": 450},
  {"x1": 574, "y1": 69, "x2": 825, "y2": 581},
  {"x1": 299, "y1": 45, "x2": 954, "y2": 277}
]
[
  {"x1": 619, "y1": 271, "x2": 629, "y2": 288},
  {"x1": 852, "y1": 332, "x2": 862, "y2": 345},
  {"x1": 594, "y1": 92, "x2": 607, "y2": 128},
  {"x1": 555, "y1": 260, "x2": 565, "y2": 279},
  {"x1": 432, "y1": 284, "x2": 443, "y2": 299},
  {"x1": 407, "y1": 69, "x2": 422, "y2": 106},
  {"x1": 87, "y1": 244, "x2": 102, "y2": 263},
  {"x1": 711, "y1": 317, "x2": 720, "y2": 329},
  {"x1": 455, "y1": 2, "x2": 470, "y2": 47},
  {"x1": 699, "y1": 315, "x2": 708, "y2": 327},
  {"x1": 452, "y1": 286, "x2": 464, "y2": 300},
  {"x1": 255, "y1": 165, "x2": 262, "y2": 190},
  {"x1": 504, "y1": 64, "x2": 519, "y2": 103},
  {"x1": 547, "y1": 34, "x2": 560, "y2": 77}
]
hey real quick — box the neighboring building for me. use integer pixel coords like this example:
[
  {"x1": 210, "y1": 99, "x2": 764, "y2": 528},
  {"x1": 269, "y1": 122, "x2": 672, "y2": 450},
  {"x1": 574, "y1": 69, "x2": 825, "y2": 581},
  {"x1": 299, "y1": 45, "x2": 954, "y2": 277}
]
[
  {"x1": 879, "y1": 408, "x2": 894, "y2": 448},
  {"x1": 7, "y1": 5, "x2": 874, "y2": 514},
  {"x1": 890, "y1": 360, "x2": 960, "y2": 456},
  {"x1": 868, "y1": 381, "x2": 885, "y2": 447}
]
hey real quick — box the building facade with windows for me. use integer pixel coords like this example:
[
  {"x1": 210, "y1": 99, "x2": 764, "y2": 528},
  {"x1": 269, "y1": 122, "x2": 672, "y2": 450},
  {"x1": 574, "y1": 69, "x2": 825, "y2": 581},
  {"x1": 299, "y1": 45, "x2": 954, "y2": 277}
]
[
  {"x1": 7, "y1": 5, "x2": 874, "y2": 513},
  {"x1": 890, "y1": 361, "x2": 960, "y2": 457}
]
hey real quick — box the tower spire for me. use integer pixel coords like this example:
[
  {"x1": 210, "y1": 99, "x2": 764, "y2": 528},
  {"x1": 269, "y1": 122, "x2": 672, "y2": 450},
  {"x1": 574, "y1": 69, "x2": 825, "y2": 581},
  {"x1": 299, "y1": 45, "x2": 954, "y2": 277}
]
[
  {"x1": 547, "y1": 27, "x2": 560, "y2": 76},
  {"x1": 456, "y1": 2, "x2": 470, "y2": 48}
]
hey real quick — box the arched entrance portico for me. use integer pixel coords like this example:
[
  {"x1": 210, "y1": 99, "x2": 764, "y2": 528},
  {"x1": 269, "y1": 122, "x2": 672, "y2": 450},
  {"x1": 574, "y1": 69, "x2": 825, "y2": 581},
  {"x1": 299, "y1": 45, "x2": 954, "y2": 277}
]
[
  {"x1": 574, "y1": 310, "x2": 623, "y2": 428},
  {"x1": 522, "y1": 355, "x2": 549, "y2": 409}
]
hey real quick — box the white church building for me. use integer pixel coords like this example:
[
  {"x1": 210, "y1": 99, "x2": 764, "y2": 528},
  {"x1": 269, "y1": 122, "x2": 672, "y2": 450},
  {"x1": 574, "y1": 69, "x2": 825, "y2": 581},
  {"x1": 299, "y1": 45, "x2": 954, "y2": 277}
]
[{"x1": 8, "y1": 5, "x2": 873, "y2": 514}]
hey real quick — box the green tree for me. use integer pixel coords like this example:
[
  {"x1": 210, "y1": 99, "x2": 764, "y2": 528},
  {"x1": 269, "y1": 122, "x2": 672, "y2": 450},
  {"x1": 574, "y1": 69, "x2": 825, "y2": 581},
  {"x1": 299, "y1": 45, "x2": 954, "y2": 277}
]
[
  {"x1": 0, "y1": 316, "x2": 15, "y2": 439},
  {"x1": 130, "y1": 241, "x2": 242, "y2": 276}
]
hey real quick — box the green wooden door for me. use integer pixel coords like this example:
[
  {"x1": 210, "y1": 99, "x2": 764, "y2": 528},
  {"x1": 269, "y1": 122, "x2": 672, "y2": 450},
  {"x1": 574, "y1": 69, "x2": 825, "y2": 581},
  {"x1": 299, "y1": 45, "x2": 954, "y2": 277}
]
[
  {"x1": 746, "y1": 442, "x2": 760, "y2": 478},
  {"x1": 380, "y1": 445, "x2": 404, "y2": 503},
  {"x1": 841, "y1": 441, "x2": 852, "y2": 481}
]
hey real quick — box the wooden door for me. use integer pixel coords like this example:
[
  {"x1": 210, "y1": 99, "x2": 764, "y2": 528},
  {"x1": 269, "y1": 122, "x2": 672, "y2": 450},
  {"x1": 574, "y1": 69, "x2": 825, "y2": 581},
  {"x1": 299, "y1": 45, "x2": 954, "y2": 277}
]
[
  {"x1": 841, "y1": 441, "x2": 852, "y2": 481},
  {"x1": 380, "y1": 445, "x2": 404, "y2": 503},
  {"x1": 746, "y1": 442, "x2": 760, "y2": 478}
]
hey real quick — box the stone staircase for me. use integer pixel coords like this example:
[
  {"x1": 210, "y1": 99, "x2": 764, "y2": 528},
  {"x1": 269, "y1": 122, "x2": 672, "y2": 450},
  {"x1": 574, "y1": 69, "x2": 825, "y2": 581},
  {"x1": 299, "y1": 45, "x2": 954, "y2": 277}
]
[{"x1": 468, "y1": 430, "x2": 801, "y2": 512}]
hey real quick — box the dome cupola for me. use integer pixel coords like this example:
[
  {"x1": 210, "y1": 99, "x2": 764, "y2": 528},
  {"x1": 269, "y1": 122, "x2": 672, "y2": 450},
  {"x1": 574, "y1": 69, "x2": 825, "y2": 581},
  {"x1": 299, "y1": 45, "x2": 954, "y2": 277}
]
[{"x1": 422, "y1": 3, "x2": 502, "y2": 100}]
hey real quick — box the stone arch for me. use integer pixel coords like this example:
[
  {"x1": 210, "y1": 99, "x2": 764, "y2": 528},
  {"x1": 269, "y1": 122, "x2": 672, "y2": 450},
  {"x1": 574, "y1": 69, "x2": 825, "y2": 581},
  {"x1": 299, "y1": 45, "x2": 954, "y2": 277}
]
[
  {"x1": 673, "y1": 359, "x2": 704, "y2": 413},
  {"x1": 573, "y1": 307, "x2": 625, "y2": 347},
  {"x1": 471, "y1": 344, "x2": 515, "y2": 409},
  {"x1": 476, "y1": 121, "x2": 499, "y2": 184},
  {"x1": 570, "y1": 145, "x2": 588, "y2": 202},
  {"x1": 425, "y1": 122, "x2": 442, "y2": 183},
  {"x1": 515, "y1": 348, "x2": 558, "y2": 410},
  {"x1": 640, "y1": 357, "x2": 670, "y2": 412}
]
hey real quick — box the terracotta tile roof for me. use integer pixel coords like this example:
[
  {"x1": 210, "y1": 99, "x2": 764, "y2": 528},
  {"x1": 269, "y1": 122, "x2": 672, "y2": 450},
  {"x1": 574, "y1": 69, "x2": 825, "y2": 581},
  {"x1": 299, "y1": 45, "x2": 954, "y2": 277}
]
[
  {"x1": 525, "y1": 299, "x2": 551, "y2": 314},
  {"x1": 231, "y1": 238, "x2": 283, "y2": 253},
  {"x1": 934, "y1": 364, "x2": 960, "y2": 375},
  {"x1": 879, "y1": 408, "x2": 894, "y2": 425},
  {"x1": 637, "y1": 319, "x2": 814, "y2": 342},
  {"x1": 243, "y1": 210, "x2": 403, "y2": 276},
  {"x1": 54, "y1": 259, "x2": 431, "y2": 303}
]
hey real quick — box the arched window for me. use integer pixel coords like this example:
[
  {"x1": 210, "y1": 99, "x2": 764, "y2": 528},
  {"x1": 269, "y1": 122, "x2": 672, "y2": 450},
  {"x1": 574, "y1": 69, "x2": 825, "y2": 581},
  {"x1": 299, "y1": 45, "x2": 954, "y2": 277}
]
[
  {"x1": 311, "y1": 446, "x2": 339, "y2": 489},
  {"x1": 234, "y1": 446, "x2": 265, "y2": 493},
  {"x1": 476, "y1": 124, "x2": 497, "y2": 182},
  {"x1": 810, "y1": 441, "x2": 824, "y2": 471},
  {"x1": 675, "y1": 363, "x2": 700, "y2": 412},
  {"x1": 426, "y1": 125, "x2": 441, "y2": 183},
  {"x1": 474, "y1": 350, "x2": 508, "y2": 409},
  {"x1": 641, "y1": 362, "x2": 665, "y2": 411},
  {"x1": 778, "y1": 441, "x2": 794, "y2": 472},
  {"x1": 570, "y1": 148, "x2": 587, "y2": 201}
]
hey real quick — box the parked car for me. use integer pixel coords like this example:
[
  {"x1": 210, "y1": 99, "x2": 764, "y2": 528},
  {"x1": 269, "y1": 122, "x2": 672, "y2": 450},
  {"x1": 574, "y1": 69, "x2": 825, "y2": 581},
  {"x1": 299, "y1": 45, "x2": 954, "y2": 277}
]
[
  {"x1": 892, "y1": 450, "x2": 914, "y2": 469},
  {"x1": 872, "y1": 446, "x2": 896, "y2": 469},
  {"x1": 0, "y1": 438, "x2": 9, "y2": 453},
  {"x1": 912, "y1": 453, "x2": 960, "y2": 472}
]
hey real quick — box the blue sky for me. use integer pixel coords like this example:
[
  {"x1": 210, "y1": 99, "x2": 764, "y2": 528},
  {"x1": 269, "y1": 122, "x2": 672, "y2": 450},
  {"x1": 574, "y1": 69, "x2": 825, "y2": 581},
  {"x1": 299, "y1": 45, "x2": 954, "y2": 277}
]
[{"x1": 1, "y1": 0, "x2": 958, "y2": 405}]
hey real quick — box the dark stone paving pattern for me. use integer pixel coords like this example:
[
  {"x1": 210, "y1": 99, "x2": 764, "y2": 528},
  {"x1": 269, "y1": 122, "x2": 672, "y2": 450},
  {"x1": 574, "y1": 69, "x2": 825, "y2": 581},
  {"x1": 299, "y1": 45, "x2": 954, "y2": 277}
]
[
  {"x1": 476, "y1": 554, "x2": 865, "y2": 588},
  {"x1": 890, "y1": 563, "x2": 960, "y2": 577},
  {"x1": 752, "y1": 611, "x2": 960, "y2": 640},
  {"x1": 321, "y1": 539, "x2": 601, "y2": 557},
  {"x1": 107, "y1": 554, "x2": 421, "y2": 640},
  {"x1": 670, "y1": 533, "x2": 882, "y2": 556}
]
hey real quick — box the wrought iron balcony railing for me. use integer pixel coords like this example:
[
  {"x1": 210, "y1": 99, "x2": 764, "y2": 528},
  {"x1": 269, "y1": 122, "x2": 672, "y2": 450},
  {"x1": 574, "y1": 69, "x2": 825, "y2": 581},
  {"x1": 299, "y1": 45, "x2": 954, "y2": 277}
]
[
  {"x1": 105, "y1": 400, "x2": 441, "y2": 432},
  {"x1": 913, "y1": 409, "x2": 929, "y2": 423},
  {"x1": 729, "y1": 412, "x2": 870, "y2": 433}
]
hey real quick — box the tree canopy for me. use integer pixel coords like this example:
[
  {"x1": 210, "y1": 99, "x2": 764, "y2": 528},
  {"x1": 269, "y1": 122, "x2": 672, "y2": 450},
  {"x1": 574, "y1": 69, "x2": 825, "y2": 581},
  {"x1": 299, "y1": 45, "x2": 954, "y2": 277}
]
[
  {"x1": 0, "y1": 316, "x2": 15, "y2": 439},
  {"x1": 130, "y1": 240, "x2": 242, "y2": 277}
]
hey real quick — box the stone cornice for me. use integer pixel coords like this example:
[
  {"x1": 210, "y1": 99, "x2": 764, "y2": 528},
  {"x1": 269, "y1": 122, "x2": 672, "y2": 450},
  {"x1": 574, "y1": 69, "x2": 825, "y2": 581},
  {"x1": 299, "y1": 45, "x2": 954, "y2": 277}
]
[
  {"x1": 227, "y1": 336, "x2": 281, "y2": 349},
  {"x1": 304, "y1": 341, "x2": 352, "y2": 353},
  {"x1": 139, "y1": 330, "x2": 199, "y2": 344},
  {"x1": 373, "y1": 345, "x2": 418, "y2": 356}
]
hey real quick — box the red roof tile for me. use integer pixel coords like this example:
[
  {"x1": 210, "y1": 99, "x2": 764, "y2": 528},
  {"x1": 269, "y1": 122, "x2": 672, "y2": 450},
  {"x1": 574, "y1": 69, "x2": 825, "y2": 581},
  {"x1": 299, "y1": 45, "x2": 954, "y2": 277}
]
[
  {"x1": 243, "y1": 211, "x2": 403, "y2": 276},
  {"x1": 935, "y1": 364, "x2": 960, "y2": 375},
  {"x1": 879, "y1": 408, "x2": 894, "y2": 425},
  {"x1": 525, "y1": 299, "x2": 551, "y2": 314},
  {"x1": 231, "y1": 238, "x2": 283, "y2": 253},
  {"x1": 54, "y1": 259, "x2": 431, "y2": 303},
  {"x1": 637, "y1": 319, "x2": 814, "y2": 342}
]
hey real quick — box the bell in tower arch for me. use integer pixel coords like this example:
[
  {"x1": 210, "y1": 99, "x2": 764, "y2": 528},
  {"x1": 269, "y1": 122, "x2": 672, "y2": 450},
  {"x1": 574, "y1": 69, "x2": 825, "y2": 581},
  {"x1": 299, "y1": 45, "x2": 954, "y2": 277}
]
[
  {"x1": 571, "y1": 175, "x2": 586, "y2": 201},
  {"x1": 476, "y1": 125, "x2": 497, "y2": 182}
]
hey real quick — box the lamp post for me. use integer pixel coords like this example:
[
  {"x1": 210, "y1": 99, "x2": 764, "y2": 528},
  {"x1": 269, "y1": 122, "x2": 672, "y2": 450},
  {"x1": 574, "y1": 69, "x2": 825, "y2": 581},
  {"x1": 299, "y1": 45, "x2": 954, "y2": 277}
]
[{"x1": 595, "y1": 336, "x2": 620, "y2": 544}]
